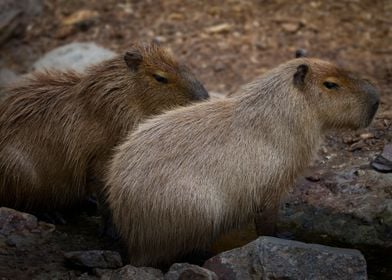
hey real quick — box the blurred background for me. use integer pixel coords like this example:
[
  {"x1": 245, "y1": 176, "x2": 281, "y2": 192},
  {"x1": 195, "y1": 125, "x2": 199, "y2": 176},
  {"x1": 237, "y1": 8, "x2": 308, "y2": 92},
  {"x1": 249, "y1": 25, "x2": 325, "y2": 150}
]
[{"x1": 1, "y1": 0, "x2": 391, "y2": 97}]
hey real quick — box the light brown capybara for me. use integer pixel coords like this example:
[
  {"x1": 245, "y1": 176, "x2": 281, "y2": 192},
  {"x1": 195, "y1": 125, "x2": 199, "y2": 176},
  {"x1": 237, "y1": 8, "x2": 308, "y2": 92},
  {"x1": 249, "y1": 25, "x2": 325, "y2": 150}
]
[
  {"x1": 0, "y1": 43, "x2": 209, "y2": 213},
  {"x1": 105, "y1": 57, "x2": 379, "y2": 266}
]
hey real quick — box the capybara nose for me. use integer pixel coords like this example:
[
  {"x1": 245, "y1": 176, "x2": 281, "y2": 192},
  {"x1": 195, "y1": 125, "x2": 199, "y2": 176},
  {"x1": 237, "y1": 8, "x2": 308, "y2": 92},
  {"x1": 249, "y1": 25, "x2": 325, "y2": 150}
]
[
  {"x1": 363, "y1": 82, "x2": 380, "y2": 121},
  {"x1": 192, "y1": 81, "x2": 210, "y2": 101},
  {"x1": 362, "y1": 81, "x2": 379, "y2": 103}
]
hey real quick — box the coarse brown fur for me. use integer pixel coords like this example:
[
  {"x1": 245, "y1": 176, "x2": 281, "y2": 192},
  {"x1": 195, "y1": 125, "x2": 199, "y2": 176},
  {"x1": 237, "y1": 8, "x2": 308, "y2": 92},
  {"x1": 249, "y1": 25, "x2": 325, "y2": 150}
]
[
  {"x1": 106, "y1": 58, "x2": 379, "y2": 267},
  {"x1": 0, "y1": 43, "x2": 209, "y2": 211}
]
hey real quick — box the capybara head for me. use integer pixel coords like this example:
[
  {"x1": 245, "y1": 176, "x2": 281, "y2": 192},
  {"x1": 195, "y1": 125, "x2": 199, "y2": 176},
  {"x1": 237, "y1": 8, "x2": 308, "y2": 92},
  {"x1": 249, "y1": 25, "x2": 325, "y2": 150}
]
[
  {"x1": 122, "y1": 43, "x2": 209, "y2": 112},
  {"x1": 292, "y1": 58, "x2": 379, "y2": 130}
]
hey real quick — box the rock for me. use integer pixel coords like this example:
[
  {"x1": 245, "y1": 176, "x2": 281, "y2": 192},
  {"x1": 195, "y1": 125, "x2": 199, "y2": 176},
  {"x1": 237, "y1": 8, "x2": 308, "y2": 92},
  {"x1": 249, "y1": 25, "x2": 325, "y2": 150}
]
[
  {"x1": 0, "y1": 207, "x2": 55, "y2": 248},
  {"x1": 371, "y1": 144, "x2": 392, "y2": 173},
  {"x1": 64, "y1": 250, "x2": 123, "y2": 269},
  {"x1": 359, "y1": 132, "x2": 374, "y2": 140},
  {"x1": 204, "y1": 236, "x2": 367, "y2": 280},
  {"x1": 279, "y1": 167, "x2": 392, "y2": 248},
  {"x1": 57, "y1": 9, "x2": 99, "y2": 37},
  {"x1": 32, "y1": 42, "x2": 116, "y2": 73},
  {"x1": 205, "y1": 23, "x2": 232, "y2": 34},
  {"x1": 349, "y1": 140, "x2": 366, "y2": 151},
  {"x1": 282, "y1": 22, "x2": 301, "y2": 33},
  {"x1": 165, "y1": 263, "x2": 218, "y2": 280},
  {"x1": 295, "y1": 48, "x2": 308, "y2": 58},
  {"x1": 62, "y1": 10, "x2": 99, "y2": 28},
  {"x1": 100, "y1": 265, "x2": 163, "y2": 280},
  {"x1": 0, "y1": 0, "x2": 43, "y2": 44}
]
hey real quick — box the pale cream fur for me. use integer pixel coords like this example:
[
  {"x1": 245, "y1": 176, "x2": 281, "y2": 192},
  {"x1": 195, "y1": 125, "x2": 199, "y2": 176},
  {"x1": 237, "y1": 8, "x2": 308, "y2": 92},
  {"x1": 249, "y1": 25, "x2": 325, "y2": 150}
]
[{"x1": 106, "y1": 58, "x2": 379, "y2": 266}]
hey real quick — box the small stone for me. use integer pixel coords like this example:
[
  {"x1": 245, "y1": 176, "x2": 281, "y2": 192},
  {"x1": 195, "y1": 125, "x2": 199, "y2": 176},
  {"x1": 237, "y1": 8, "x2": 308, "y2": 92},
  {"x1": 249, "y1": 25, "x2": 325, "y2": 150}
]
[
  {"x1": 305, "y1": 174, "x2": 321, "y2": 182},
  {"x1": 343, "y1": 135, "x2": 357, "y2": 144},
  {"x1": 154, "y1": 36, "x2": 168, "y2": 43},
  {"x1": 282, "y1": 22, "x2": 301, "y2": 33},
  {"x1": 359, "y1": 132, "x2": 374, "y2": 140},
  {"x1": 371, "y1": 144, "x2": 392, "y2": 173},
  {"x1": 64, "y1": 250, "x2": 123, "y2": 269},
  {"x1": 205, "y1": 23, "x2": 232, "y2": 34},
  {"x1": 380, "y1": 144, "x2": 392, "y2": 161},
  {"x1": 168, "y1": 13, "x2": 184, "y2": 21},
  {"x1": 101, "y1": 265, "x2": 163, "y2": 280},
  {"x1": 165, "y1": 263, "x2": 218, "y2": 280},
  {"x1": 353, "y1": 169, "x2": 365, "y2": 176},
  {"x1": 62, "y1": 10, "x2": 99, "y2": 27},
  {"x1": 117, "y1": 3, "x2": 134, "y2": 15},
  {"x1": 295, "y1": 48, "x2": 308, "y2": 58},
  {"x1": 350, "y1": 140, "x2": 366, "y2": 151},
  {"x1": 54, "y1": 25, "x2": 75, "y2": 39}
]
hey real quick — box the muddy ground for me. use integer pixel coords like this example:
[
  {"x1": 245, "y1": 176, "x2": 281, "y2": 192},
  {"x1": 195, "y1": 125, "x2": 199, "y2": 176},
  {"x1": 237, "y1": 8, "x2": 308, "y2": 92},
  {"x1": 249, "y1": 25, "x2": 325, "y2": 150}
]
[{"x1": 0, "y1": 0, "x2": 391, "y2": 279}]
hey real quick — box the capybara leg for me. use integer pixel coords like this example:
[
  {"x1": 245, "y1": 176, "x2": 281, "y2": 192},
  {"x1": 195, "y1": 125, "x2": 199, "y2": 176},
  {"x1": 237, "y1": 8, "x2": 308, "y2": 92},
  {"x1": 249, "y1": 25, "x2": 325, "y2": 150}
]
[{"x1": 0, "y1": 146, "x2": 41, "y2": 209}]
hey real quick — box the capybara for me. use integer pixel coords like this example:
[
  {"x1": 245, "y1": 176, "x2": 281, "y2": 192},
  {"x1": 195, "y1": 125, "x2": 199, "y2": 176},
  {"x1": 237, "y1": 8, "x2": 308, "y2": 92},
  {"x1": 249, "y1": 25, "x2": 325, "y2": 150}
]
[
  {"x1": 0, "y1": 43, "x2": 209, "y2": 212},
  {"x1": 106, "y1": 57, "x2": 379, "y2": 266}
]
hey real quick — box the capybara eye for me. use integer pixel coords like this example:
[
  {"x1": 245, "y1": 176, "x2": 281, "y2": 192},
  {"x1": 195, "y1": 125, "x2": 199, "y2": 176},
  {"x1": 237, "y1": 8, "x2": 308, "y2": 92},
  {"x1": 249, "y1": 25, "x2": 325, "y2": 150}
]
[
  {"x1": 323, "y1": 81, "x2": 339, "y2": 90},
  {"x1": 153, "y1": 74, "x2": 168, "y2": 84}
]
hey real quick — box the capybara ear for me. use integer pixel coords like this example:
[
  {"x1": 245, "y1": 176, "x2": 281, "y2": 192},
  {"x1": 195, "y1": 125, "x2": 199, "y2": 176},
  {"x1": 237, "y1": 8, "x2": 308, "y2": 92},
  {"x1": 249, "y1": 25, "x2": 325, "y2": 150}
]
[
  {"x1": 295, "y1": 49, "x2": 308, "y2": 58},
  {"x1": 293, "y1": 64, "x2": 309, "y2": 87},
  {"x1": 124, "y1": 50, "x2": 143, "y2": 72}
]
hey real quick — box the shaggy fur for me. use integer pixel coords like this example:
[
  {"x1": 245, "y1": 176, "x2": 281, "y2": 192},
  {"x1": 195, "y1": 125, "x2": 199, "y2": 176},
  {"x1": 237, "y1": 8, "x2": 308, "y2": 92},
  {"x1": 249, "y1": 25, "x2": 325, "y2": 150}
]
[
  {"x1": 106, "y1": 58, "x2": 379, "y2": 266},
  {"x1": 0, "y1": 43, "x2": 209, "y2": 211}
]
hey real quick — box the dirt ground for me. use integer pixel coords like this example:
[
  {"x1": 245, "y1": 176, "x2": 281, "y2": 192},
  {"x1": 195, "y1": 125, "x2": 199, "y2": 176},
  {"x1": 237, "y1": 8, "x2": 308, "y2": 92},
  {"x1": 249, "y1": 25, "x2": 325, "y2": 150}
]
[{"x1": 0, "y1": 0, "x2": 391, "y2": 279}]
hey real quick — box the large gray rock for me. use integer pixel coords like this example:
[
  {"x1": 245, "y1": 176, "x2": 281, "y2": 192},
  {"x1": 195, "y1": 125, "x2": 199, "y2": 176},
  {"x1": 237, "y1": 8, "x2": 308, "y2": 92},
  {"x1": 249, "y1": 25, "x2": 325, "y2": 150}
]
[
  {"x1": 64, "y1": 250, "x2": 123, "y2": 269},
  {"x1": 165, "y1": 263, "x2": 218, "y2": 280},
  {"x1": 100, "y1": 265, "x2": 163, "y2": 280},
  {"x1": 0, "y1": 207, "x2": 55, "y2": 248},
  {"x1": 204, "y1": 236, "x2": 367, "y2": 280},
  {"x1": 279, "y1": 166, "x2": 392, "y2": 248},
  {"x1": 32, "y1": 42, "x2": 116, "y2": 73}
]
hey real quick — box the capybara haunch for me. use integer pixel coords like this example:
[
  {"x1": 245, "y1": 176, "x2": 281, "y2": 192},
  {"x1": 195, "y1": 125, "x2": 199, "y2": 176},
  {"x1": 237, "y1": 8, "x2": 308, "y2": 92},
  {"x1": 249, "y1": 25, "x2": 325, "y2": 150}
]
[
  {"x1": 0, "y1": 43, "x2": 209, "y2": 212},
  {"x1": 106, "y1": 58, "x2": 379, "y2": 266}
]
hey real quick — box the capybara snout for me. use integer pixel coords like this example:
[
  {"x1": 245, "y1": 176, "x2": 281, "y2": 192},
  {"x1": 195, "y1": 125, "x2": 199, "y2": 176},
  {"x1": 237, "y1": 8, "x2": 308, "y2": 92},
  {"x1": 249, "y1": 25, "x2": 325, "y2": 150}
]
[{"x1": 362, "y1": 81, "x2": 380, "y2": 125}]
